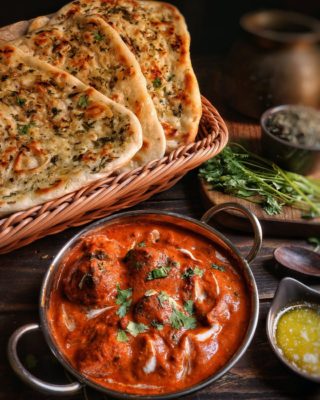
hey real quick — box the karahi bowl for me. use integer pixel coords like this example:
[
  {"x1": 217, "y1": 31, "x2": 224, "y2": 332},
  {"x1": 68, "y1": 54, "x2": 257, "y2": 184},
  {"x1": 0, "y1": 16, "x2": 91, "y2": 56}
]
[{"x1": 8, "y1": 203, "x2": 261, "y2": 399}]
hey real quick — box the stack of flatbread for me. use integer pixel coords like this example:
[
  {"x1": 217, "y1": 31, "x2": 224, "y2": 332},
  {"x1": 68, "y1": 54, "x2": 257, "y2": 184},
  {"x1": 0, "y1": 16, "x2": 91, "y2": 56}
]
[{"x1": 0, "y1": 0, "x2": 201, "y2": 216}]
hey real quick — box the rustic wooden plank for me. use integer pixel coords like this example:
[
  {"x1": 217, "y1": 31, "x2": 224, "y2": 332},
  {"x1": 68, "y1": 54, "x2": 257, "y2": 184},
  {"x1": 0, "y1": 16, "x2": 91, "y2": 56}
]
[{"x1": 201, "y1": 182, "x2": 320, "y2": 237}]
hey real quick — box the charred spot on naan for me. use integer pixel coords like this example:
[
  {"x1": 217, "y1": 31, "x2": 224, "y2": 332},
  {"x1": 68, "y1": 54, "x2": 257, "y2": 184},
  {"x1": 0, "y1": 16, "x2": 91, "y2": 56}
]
[
  {"x1": 13, "y1": 141, "x2": 49, "y2": 175},
  {"x1": 35, "y1": 179, "x2": 65, "y2": 195}
]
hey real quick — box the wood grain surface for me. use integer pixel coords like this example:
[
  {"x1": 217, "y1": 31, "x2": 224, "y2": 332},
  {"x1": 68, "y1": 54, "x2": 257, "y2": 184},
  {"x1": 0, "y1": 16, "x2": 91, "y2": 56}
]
[{"x1": 0, "y1": 56, "x2": 320, "y2": 400}]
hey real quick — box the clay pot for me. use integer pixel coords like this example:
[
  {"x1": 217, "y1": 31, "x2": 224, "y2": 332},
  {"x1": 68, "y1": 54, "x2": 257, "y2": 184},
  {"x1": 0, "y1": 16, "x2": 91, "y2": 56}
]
[{"x1": 225, "y1": 10, "x2": 320, "y2": 119}]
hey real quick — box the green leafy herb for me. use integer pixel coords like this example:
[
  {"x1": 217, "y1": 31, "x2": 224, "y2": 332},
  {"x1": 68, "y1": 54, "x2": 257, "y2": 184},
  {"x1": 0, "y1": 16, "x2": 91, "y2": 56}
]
[
  {"x1": 199, "y1": 143, "x2": 320, "y2": 218},
  {"x1": 126, "y1": 321, "x2": 148, "y2": 337},
  {"x1": 170, "y1": 309, "x2": 196, "y2": 330},
  {"x1": 211, "y1": 263, "x2": 225, "y2": 272},
  {"x1": 184, "y1": 300, "x2": 194, "y2": 315},
  {"x1": 17, "y1": 122, "x2": 35, "y2": 135},
  {"x1": 147, "y1": 266, "x2": 170, "y2": 280},
  {"x1": 151, "y1": 320, "x2": 164, "y2": 330},
  {"x1": 308, "y1": 237, "x2": 320, "y2": 252},
  {"x1": 137, "y1": 241, "x2": 146, "y2": 248},
  {"x1": 93, "y1": 31, "x2": 104, "y2": 41},
  {"x1": 117, "y1": 329, "x2": 128, "y2": 342},
  {"x1": 157, "y1": 292, "x2": 196, "y2": 330},
  {"x1": 182, "y1": 267, "x2": 204, "y2": 279},
  {"x1": 78, "y1": 94, "x2": 89, "y2": 109},
  {"x1": 16, "y1": 97, "x2": 26, "y2": 106},
  {"x1": 116, "y1": 285, "x2": 132, "y2": 317},
  {"x1": 153, "y1": 77, "x2": 162, "y2": 89},
  {"x1": 158, "y1": 291, "x2": 170, "y2": 307}
]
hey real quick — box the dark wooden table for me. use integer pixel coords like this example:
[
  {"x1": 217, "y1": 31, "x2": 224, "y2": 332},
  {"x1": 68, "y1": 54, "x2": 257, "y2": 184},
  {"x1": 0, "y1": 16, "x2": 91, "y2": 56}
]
[{"x1": 1, "y1": 56, "x2": 320, "y2": 400}]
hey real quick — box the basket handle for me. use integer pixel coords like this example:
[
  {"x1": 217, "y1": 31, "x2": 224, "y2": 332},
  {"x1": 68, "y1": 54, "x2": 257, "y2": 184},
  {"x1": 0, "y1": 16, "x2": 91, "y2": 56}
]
[
  {"x1": 7, "y1": 323, "x2": 82, "y2": 396},
  {"x1": 201, "y1": 202, "x2": 263, "y2": 263}
]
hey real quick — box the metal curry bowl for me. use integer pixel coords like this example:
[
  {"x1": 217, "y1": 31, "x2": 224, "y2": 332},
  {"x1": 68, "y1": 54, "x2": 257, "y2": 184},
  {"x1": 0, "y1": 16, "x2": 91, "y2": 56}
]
[{"x1": 7, "y1": 203, "x2": 261, "y2": 399}]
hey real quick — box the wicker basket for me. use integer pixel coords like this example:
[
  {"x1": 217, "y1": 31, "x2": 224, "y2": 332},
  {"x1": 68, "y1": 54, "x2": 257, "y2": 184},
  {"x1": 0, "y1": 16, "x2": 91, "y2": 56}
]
[{"x1": 0, "y1": 96, "x2": 228, "y2": 254}]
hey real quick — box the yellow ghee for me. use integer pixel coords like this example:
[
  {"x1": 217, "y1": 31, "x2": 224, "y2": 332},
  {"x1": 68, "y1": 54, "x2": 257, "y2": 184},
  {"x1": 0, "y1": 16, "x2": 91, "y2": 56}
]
[{"x1": 275, "y1": 304, "x2": 320, "y2": 377}]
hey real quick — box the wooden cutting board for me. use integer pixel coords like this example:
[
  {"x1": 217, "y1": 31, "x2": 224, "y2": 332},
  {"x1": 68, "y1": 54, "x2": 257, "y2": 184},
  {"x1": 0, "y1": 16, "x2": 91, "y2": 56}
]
[{"x1": 200, "y1": 179, "x2": 320, "y2": 237}]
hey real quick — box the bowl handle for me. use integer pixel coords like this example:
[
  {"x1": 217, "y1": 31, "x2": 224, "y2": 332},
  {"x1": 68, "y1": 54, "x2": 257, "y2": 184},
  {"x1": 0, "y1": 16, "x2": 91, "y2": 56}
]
[
  {"x1": 201, "y1": 202, "x2": 263, "y2": 263},
  {"x1": 7, "y1": 323, "x2": 82, "y2": 396}
]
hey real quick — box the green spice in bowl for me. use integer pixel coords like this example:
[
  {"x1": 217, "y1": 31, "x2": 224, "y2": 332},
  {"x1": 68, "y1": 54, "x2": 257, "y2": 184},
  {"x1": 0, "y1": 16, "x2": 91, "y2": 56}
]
[{"x1": 261, "y1": 105, "x2": 320, "y2": 175}]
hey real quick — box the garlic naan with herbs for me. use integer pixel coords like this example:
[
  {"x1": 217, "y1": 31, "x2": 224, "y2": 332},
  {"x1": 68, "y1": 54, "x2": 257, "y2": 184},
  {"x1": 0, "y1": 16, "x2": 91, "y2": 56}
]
[
  {"x1": 13, "y1": 14, "x2": 166, "y2": 169},
  {"x1": 35, "y1": 0, "x2": 202, "y2": 152},
  {"x1": 0, "y1": 44, "x2": 142, "y2": 216}
]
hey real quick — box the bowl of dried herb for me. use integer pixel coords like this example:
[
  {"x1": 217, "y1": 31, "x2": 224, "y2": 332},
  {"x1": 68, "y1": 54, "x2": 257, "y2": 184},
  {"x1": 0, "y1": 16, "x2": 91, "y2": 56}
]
[{"x1": 261, "y1": 105, "x2": 320, "y2": 175}]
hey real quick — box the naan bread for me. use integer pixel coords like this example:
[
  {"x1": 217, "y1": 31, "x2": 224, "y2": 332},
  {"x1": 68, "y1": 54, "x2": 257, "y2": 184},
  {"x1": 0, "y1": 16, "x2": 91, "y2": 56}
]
[
  {"x1": 0, "y1": 44, "x2": 142, "y2": 216},
  {"x1": 36, "y1": 0, "x2": 202, "y2": 152},
  {"x1": 13, "y1": 14, "x2": 166, "y2": 169}
]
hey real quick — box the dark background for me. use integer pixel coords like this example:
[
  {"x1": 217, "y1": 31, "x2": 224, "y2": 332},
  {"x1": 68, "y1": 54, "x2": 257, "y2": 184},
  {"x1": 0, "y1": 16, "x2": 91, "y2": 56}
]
[{"x1": 1, "y1": 0, "x2": 320, "y2": 55}]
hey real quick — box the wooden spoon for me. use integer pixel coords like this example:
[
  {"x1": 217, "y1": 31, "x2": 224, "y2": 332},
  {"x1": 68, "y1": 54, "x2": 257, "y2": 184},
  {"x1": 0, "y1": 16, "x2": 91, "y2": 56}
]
[{"x1": 274, "y1": 246, "x2": 320, "y2": 278}]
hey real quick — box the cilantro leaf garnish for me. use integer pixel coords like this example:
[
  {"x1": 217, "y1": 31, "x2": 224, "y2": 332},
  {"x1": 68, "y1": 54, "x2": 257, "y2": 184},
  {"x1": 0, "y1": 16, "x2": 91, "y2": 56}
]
[
  {"x1": 184, "y1": 300, "x2": 194, "y2": 315},
  {"x1": 116, "y1": 285, "x2": 132, "y2": 318},
  {"x1": 77, "y1": 94, "x2": 89, "y2": 109},
  {"x1": 93, "y1": 31, "x2": 104, "y2": 41},
  {"x1": 211, "y1": 263, "x2": 225, "y2": 272},
  {"x1": 182, "y1": 266, "x2": 204, "y2": 279},
  {"x1": 170, "y1": 309, "x2": 196, "y2": 330},
  {"x1": 151, "y1": 321, "x2": 164, "y2": 330},
  {"x1": 16, "y1": 97, "x2": 26, "y2": 107},
  {"x1": 157, "y1": 292, "x2": 197, "y2": 331},
  {"x1": 126, "y1": 321, "x2": 148, "y2": 337},
  {"x1": 147, "y1": 266, "x2": 170, "y2": 281},
  {"x1": 308, "y1": 237, "x2": 320, "y2": 252},
  {"x1": 117, "y1": 330, "x2": 128, "y2": 342},
  {"x1": 152, "y1": 77, "x2": 162, "y2": 89},
  {"x1": 137, "y1": 241, "x2": 146, "y2": 248},
  {"x1": 17, "y1": 122, "x2": 35, "y2": 135},
  {"x1": 158, "y1": 291, "x2": 170, "y2": 307}
]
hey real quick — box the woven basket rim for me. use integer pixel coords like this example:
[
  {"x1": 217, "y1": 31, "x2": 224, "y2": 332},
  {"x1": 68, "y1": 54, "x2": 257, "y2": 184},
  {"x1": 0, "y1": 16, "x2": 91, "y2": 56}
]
[{"x1": 0, "y1": 96, "x2": 228, "y2": 253}]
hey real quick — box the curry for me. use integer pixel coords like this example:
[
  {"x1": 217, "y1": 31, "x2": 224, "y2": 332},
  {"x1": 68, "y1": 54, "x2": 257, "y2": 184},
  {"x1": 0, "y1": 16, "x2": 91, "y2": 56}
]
[{"x1": 48, "y1": 219, "x2": 251, "y2": 395}]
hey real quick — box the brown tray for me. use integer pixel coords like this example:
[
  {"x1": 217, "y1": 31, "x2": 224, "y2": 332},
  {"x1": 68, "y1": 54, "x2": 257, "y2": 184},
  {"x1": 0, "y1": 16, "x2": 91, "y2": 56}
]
[
  {"x1": 0, "y1": 96, "x2": 228, "y2": 254},
  {"x1": 201, "y1": 180, "x2": 320, "y2": 238}
]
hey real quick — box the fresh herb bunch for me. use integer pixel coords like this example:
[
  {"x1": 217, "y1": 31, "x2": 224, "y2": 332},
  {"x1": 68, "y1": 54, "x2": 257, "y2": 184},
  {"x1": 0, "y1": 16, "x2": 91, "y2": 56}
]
[{"x1": 199, "y1": 143, "x2": 320, "y2": 217}]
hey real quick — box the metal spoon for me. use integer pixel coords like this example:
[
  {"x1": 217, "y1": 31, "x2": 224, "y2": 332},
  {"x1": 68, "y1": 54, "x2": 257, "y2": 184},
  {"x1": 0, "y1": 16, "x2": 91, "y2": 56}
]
[{"x1": 274, "y1": 246, "x2": 320, "y2": 278}]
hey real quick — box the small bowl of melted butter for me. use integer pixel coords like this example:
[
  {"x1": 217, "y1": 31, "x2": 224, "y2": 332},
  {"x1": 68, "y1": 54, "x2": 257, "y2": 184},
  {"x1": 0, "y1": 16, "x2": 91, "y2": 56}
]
[{"x1": 267, "y1": 277, "x2": 320, "y2": 382}]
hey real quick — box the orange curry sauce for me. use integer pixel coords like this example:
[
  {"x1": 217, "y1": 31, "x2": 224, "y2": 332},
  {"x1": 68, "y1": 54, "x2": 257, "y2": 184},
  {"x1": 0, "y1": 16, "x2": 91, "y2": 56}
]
[{"x1": 48, "y1": 220, "x2": 250, "y2": 395}]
